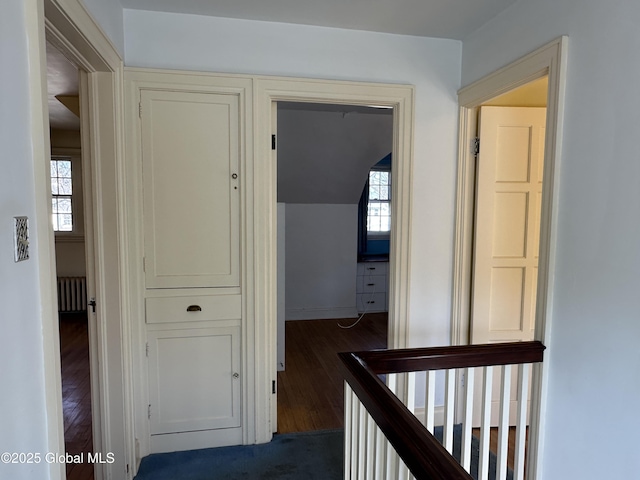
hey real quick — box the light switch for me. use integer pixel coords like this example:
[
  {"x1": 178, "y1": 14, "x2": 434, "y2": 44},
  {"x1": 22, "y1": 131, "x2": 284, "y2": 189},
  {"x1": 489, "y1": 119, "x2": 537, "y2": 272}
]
[{"x1": 14, "y1": 216, "x2": 29, "y2": 262}]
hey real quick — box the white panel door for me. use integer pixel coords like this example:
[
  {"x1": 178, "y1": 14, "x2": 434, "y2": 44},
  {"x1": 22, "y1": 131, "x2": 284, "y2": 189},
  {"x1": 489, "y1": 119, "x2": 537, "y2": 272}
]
[
  {"x1": 471, "y1": 106, "x2": 546, "y2": 425},
  {"x1": 147, "y1": 326, "x2": 241, "y2": 435},
  {"x1": 141, "y1": 89, "x2": 240, "y2": 288}
]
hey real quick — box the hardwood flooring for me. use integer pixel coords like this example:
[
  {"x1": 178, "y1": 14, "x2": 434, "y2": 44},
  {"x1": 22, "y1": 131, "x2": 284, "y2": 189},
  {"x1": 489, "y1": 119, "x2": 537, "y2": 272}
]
[
  {"x1": 473, "y1": 426, "x2": 529, "y2": 476},
  {"x1": 59, "y1": 313, "x2": 94, "y2": 480},
  {"x1": 277, "y1": 313, "x2": 388, "y2": 433},
  {"x1": 276, "y1": 313, "x2": 528, "y2": 475}
]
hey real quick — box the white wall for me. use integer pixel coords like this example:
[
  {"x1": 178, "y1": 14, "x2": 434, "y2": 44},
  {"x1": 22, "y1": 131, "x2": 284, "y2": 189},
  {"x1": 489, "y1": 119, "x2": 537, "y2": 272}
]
[
  {"x1": 0, "y1": 1, "x2": 56, "y2": 478},
  {"x1": 462, "y1": 1, "x2": 640, "y2": 478},
  {"x1": 124, "y1": 10, "x2": 462, "y2": 347},
  {"x1": 82, "y1": 0, "x2": 125, "y2": 56},
  {"x1": 285, "y1": 204, "x2": 358, "y2": 320}
]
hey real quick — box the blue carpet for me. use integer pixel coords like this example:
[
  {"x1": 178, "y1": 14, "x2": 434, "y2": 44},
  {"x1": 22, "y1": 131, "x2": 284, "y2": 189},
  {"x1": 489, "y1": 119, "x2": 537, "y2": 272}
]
[
  {"x1": 434, "y1": 425, "x2": 513, "y2": 480},
  {"x1": 134, "y1": 430, "x2": 343, "y2": 480},
  {"x1": 135, "y1": 427, "x2": 511, "y2": 479}
]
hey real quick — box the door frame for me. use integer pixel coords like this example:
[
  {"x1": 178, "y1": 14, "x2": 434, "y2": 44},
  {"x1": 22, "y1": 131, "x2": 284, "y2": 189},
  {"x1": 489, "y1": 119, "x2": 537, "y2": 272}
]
[
  {"x1": 37, "y1": 0, "x2": 135, "y2": 478},
  {"x1": 451, "y1": 37, "x2": 568, "y2": 478},
  {"x1": 254, "y1": 77, "x2": 415, "y2": 441}
]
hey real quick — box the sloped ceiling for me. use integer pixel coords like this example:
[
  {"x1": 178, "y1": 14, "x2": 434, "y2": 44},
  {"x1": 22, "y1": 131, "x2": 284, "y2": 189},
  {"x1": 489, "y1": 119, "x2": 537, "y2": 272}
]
[{"x1": 277, "y1": 104, "x2": 393, "y2": 204}]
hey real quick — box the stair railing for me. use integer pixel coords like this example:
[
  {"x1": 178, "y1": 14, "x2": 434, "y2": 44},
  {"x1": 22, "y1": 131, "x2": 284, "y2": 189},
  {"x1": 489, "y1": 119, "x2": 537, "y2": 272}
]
[{"x1": 339, "y1": 341, "x2": 545, "y2": 480}]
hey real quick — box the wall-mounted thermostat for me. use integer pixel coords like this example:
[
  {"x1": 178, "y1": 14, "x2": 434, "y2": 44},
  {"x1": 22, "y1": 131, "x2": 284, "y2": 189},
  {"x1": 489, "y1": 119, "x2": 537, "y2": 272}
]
[{"x1": 14, "y1": 216, "x2": 29, "y2": 262}]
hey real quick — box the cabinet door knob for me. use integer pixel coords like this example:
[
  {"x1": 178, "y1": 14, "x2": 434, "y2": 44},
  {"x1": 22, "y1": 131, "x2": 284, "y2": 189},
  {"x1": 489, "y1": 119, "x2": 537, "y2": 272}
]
[
  {"x1": 233, "y1": 372, "x2": 240, "y2": 378},
  {"x1": 186, "y1": 305, "x2": 202, "y2": 312}
]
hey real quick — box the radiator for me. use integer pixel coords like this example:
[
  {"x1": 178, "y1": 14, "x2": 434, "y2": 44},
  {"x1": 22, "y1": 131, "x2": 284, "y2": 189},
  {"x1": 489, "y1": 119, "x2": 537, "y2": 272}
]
[{"x1": 57, "y1": 276, "x2": 88, "y2": 312}]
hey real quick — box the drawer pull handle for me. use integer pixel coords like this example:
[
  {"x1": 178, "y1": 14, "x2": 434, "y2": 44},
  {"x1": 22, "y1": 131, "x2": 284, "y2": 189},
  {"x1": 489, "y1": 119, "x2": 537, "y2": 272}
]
[
  {"x1": 368, "y1": 267, "x2": 376, "y2": 270},
  {"x1": 367, "y1": 301, "x2": 376, "y2": 304},
  {"x1": 186, "y1": 305, "x2": 202, "y2": 312},
  {"x1": 367, "y1": 283, "x2": 375, "y2": 286}
]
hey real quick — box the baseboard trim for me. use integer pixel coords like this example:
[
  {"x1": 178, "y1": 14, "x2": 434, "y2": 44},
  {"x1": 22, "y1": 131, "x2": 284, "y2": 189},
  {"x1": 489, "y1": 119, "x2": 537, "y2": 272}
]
[
  {"x1": 412, "y1": 405, "x2": 445, "y2": 426},
  {"x1": 285, "y1": 307, "x2": 358, "y2": 321}
]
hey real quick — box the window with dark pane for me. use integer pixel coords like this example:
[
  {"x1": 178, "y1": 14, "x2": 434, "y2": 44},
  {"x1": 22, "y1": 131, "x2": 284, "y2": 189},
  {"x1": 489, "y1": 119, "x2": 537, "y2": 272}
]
[
  {"x1": 367, "y1": 169, "x2": 391, "y2": 233},
  {"x1": 51, "y1": 157, "x2": 73, "y2": 232}
]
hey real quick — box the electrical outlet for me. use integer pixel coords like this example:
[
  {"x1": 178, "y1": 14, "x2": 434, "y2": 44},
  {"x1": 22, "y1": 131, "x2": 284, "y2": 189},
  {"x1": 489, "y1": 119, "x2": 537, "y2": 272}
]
[{"x1": 14, "y1": 216, "x2": 29, "y2": 262}]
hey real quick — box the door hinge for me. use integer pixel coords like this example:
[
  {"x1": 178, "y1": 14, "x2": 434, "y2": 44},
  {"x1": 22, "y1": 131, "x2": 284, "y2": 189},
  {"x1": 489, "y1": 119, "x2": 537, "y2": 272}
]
[
  {"x1": 271, "y1": 134, "x2": 276, "y2": 150},
  {"x1": 148, "y1": 404, "x2": 151, "y2": 419},
  {"x1": 473, "y1": 137, "x2": 480, "y2": 157},
  {"x1": 142, "y1": 257, "x2": 146, "y2": 272},
  {"x1": 272, "y1": 380, "x2": 276, "y2": 394},
  {"x1": 145, "y1": 342, "x2": 149, "y2": 357},
  {"x1": 139, "y1": 102, "x2": 142, "y2": 118}
]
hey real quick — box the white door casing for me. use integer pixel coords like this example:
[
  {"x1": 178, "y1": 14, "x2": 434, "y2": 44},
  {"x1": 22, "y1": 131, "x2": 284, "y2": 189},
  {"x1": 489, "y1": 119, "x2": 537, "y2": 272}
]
[
  {"x1": 44, "y1": 1, "x2": 134, "y2": 478},
  {"x1": 255, "y1": 77, "x2": 415, "y2": 441},
  {"x1": 454, "y1": 37, "x2": 568, "y2": 479}
]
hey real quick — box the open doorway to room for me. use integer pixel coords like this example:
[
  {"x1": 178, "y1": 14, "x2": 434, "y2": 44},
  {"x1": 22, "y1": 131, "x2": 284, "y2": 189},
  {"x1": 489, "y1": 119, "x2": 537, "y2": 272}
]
[
  {"x1": 275, "y1": 102, "x2": 393, "y2": 433},
  {"x1": 46, "y1": 40, "x2": 95, "y2": 480},
  {"x1": 467, "y1": 76, "x2": 548, "y2": 472},
  {"x1": 452, "y1": 37, "x2": 567, "y2": 479}
]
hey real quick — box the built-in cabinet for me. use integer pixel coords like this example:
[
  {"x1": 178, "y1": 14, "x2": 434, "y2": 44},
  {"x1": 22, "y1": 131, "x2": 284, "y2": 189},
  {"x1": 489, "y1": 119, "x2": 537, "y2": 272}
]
[
  {"x1": 356, "y1": 261, "x2": 389, "y2": 313},
  {"x1": 127, "y1": 71, "x2": 250, "y2": 453}
]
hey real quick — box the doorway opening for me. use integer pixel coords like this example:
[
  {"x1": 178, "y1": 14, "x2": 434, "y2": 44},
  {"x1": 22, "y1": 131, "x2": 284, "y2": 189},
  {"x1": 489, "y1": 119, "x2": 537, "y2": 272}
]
[
  {"x1": 46, "y1": 40, "x2": 96, "y2": 480},
  {"x1": 275, "y1": 101, "x2": 392, "y2": 433},
  {"x1": 452, "y1": 37, "x2": 568, "y2": 479}
]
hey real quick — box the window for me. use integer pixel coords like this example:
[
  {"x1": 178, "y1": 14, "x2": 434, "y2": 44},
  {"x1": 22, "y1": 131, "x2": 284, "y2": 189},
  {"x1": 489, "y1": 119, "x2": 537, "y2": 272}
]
[
  {"x1": 51, "y1": 157, "x2": 73, "y2": 232},
  {"x1": 367, "y1": 169, "x2": 391, "y2": 233}
]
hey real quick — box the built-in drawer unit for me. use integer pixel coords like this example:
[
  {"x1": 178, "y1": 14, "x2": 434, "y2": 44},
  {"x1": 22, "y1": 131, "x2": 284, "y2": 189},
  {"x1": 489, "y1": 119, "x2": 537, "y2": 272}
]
[
  {"x1": 356, "y1": 261, "x2": 389, "y2": 313},
  {"x1": 145, "y1": 293, "x2": 241, "y2": 325}
]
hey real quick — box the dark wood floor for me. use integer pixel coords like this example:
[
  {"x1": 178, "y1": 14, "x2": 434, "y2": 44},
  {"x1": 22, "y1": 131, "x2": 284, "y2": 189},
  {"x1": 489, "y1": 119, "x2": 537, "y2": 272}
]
[
  {"x1": 59, "y1": 313, "x2": 94, "y2": 480},
  {"x1": 277, "y1": 313, "x2": 388, "y2": 433},
  {"x1": 276, "y1": 314, "x2": 527, "y2": 475}
]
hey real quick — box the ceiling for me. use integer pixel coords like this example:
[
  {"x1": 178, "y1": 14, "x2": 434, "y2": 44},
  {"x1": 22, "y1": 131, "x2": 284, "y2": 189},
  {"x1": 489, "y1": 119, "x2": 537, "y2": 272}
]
[
  {"x1": 120, "y1": 0, "x2": 517, "y2": 41},
  {"x1": 45, "y1": 0, "x2": 522, "y2": 130},
  {"x1": 46, "y1": 41, "x2": 80, "y2": 131}
]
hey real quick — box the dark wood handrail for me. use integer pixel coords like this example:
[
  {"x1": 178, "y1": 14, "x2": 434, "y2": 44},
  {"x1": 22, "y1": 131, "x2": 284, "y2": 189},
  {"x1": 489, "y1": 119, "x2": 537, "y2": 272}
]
[
  {"x1": 339, "y1": 341, "x2": 545, "y2": 480},
  {"x1": 357, "y1": 340, "x2": 545, "y2": 375}
]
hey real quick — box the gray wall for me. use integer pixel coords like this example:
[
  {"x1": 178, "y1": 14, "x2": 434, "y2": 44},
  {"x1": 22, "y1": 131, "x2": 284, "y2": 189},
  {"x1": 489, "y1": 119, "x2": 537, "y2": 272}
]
[
  {"x1": 277, "y1": 105, "x2": 392, "y2": 320},
  {"x1": 277, "y1": 106, "x2": 393, "y2": 204}
]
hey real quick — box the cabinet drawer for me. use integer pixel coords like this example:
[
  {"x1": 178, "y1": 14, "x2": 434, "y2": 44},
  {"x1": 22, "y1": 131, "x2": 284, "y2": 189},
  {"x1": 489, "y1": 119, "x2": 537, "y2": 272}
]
[
  {"x1": 356, "y1": 274, "x2": 388, "y2": 294},
  {"x1": 146, "y1": 294, "x2": 241, "y2": 324},
  {"x1": 357, "y1": 262, "x2": 388, "y2": 276},
  {"x1": 357, "y1": 292, "x2": 387, "y2": 313}
]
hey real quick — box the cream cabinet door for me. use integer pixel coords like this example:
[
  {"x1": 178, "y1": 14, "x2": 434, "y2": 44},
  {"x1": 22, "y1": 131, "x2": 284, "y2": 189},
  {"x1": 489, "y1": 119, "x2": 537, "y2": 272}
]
[
  {"x1": 147, "y1": 326, "x2": 241, "y2": 435},
  {"x1": 141, "y1": 89, "x2": 240, "y2": 288}
]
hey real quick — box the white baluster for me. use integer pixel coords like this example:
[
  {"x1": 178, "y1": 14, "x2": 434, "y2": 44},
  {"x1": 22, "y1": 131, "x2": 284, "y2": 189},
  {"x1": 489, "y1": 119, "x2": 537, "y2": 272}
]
[
  {"x1": 366, "y1": 413, "x2": 376, "y2": 479},
  {"x1": 444, "y1": 369, "x2": 456, "y2": 454},
  {"x1": 514, "y1": 364, "x2": 530, "y2": 480},
  {"x1": 497, "y1": 365, "x2": 511, "y2": 479},
  {"x1": 374, "y1": 423, "x2": 387, "y2": 480},
  {"x1": 425, "y1": 370, "x2": 436, "y2": 433},
  {"x1": 461, "y1": 367, "x2": 475, "y2": 473},
  {"x1": 407, "y1": 372, "x2": 416, "y2": 413},
  {"x1": 479, "y1": 366, "x2": 493, "y2": 480},
  {"x1": 344, "y1": 383, "x2": 353, "y2": 480},
  {"x1": 357, "y1": 398, "x2": 368, "y2": 480}
]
